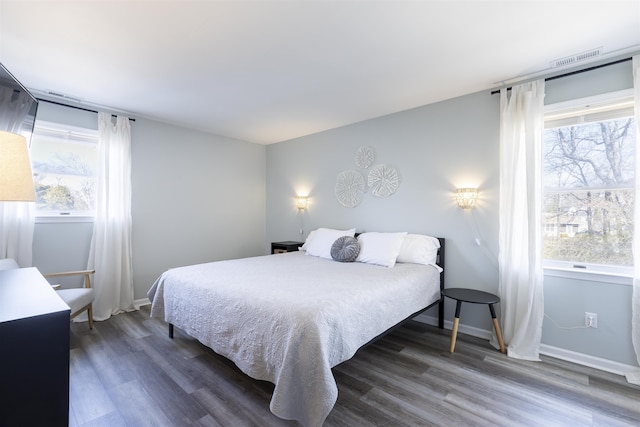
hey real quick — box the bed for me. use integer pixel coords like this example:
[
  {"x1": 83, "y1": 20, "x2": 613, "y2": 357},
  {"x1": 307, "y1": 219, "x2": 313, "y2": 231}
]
[{"x1": 147, "y1": 231, "x2": 445, "y2": 426}]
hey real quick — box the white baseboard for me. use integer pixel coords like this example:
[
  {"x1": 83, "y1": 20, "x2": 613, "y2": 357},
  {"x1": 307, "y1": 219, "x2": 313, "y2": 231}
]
[
  {"x1": 414, "y1": 313, "x2": 640, "y2": 378},
  {"x1": 134, "y1": 297, "x2": 150, "y2": 309},
  {"x1": 539, "y1": 344, "x2": 640, "y2": 377}
]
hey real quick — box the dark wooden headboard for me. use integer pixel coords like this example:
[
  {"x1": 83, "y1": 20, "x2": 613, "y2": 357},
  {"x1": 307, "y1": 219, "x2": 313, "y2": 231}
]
[{"x1": 436, "y1": 237, "x2": 445, "y2": 329}]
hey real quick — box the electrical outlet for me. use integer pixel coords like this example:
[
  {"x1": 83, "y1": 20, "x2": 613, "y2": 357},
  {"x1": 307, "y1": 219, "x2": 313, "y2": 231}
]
[{"x1": 585, "y1": 312, "x2": 598, "y2": 328}]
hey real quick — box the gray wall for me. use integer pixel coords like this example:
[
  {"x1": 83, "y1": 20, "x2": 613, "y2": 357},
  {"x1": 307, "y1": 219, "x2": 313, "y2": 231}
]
[
  {"x1": 32, "y1": 100, "x2": 267, "y2": 302},
  {"x1": 265, "y1": 59, "x2": 638, "y2": 367}
]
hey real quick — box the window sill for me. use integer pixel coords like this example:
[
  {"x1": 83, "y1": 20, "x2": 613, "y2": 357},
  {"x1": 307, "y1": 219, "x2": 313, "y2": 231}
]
[
  {"x1": 35, "y1": 216, "x2": 94, "y2": 224},
  {"x1": 544, "y1": 266, "x2": 632, "y2": 286}
]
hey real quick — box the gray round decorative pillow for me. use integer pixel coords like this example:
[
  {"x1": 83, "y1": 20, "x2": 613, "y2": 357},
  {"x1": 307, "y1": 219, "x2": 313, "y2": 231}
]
[{"x1": 331, "y1": 236, "x2": 360, "y2": 262}]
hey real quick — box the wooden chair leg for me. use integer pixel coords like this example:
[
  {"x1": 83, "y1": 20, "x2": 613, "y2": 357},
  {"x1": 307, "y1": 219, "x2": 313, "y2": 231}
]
[{"x1": 87, "y1": 304, "x2": 94, "y2": 330}]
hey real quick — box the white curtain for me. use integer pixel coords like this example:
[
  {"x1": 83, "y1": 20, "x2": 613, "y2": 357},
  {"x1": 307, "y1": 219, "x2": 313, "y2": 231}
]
[
  {"x1": 0, "y1": 202, "x2": 34, "y2": 266},
  {"x1": 0, "y1": 87, "x2": 35, "y2": 267},
  {"x1": 630, "y1": 55, "x2": 640, "y2": 385},
  {"x1": 87, "y1": 112, "x2": 134, "y2": 321},
  {"x1": 498, "y1": 80, "x2": 545, "y2": 361}
]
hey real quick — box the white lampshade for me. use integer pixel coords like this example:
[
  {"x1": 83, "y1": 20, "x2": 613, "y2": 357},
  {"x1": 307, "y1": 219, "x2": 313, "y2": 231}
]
[{"x1": 0, "y1": 130, "x2": 36, "y2": 201}]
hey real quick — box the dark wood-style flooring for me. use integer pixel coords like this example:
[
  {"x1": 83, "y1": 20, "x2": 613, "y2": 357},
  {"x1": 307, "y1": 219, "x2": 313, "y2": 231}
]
[{"x1": 68, "y1": 305, "x2": 640, "y2": 426}]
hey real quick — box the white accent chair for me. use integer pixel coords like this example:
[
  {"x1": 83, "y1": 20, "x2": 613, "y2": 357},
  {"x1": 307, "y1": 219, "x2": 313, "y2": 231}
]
[
  {"x1": 44, "y1": 270, "x2": 96, "y2": 330},
  {"x1": 0, "y1": 258, "x2": 95, "y2": 329}
]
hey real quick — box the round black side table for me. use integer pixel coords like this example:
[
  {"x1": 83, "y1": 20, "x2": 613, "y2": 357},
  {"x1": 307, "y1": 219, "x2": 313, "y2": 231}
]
[{"x1": 442, "y1": 288, "x2": 506, "y2": 353}]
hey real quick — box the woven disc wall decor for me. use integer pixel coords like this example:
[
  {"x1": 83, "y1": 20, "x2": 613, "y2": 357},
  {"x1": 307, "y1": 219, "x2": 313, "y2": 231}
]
[
  {"x1": 354, "y1": 145, "x2": 375, "y2": 169},
  {"x1": 368, "y1": 164, "x2": 399, "y2": 198},
  {"x1": 335, "y1": 170, "x2": 365, "y2": 207}
]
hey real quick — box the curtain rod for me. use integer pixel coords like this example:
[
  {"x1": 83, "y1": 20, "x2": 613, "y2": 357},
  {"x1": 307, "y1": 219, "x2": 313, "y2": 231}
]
[
  {"x1": 36, "y1": 98, "x2": 136, "y2": 122},
  {"x1": 490, "y1": 57, "x2": 632, "y2": 95}
]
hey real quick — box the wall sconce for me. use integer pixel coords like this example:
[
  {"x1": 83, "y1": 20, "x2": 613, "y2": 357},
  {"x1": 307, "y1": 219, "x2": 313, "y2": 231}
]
[
  {"x1": 295, "y1": 196, "x2": 308, "y2": 211},
  {"x1": 455, "y1": 188, "x2": 478, "y2": 209},
  {"x1": 0, "y1": 131, "x2": 36, "y2": 201}
]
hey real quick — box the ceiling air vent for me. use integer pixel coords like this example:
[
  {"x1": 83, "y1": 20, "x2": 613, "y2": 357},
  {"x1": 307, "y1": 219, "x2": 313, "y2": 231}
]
[
  {"x1": 46, "y1": 90, "x2": 83, "y2": 102},
  {"x1": 550, "y1": 47, "x2": 602, "y2": 68}
]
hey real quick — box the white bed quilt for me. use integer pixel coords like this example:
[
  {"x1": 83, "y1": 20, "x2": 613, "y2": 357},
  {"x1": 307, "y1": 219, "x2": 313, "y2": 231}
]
[{"x1": 147, "y1": 251, "x2": 441, "y2": 426}]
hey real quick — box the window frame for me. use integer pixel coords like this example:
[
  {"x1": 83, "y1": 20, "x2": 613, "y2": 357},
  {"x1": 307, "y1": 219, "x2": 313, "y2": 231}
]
[
  {"x1": 29, "y1": 120, "x2": 99, "y2": 222},
  {"x1": 542, "y1": 88, "x2": 635, "y2": 281}
]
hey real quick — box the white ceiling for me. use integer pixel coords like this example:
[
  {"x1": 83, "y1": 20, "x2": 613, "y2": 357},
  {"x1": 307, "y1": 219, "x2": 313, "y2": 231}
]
[{"x1": 1, "y1": 1, "x2": 639, "y2": 145}]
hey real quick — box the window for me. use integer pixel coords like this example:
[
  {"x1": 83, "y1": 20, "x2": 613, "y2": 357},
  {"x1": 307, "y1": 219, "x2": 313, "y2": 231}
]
[
  {"x1": 29, "y1": 121, "x2": 98, "y2": 218},
  {"x1": 543, "y1": 89, "x2": 636, "y2": 274}
]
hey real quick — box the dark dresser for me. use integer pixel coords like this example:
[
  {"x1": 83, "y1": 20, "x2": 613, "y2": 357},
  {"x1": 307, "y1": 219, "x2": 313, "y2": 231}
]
[{"x1": 0, "y1": 267, "x2": 70, "y2": 427}]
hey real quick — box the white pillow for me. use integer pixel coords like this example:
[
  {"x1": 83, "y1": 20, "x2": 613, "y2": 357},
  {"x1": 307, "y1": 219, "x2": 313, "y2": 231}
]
[
  {"x1": 304, "y1": 228, "x2": 356, "y2": 259},
  {"x1": 355, "y1": 232, "x2": 407, "y2": 268},
  {"x1": 300, "y1": 230, "x2": 316, "y2": 251},
  {"x1": 396, "y1": 234, "x2": 441, "y2": 266}
]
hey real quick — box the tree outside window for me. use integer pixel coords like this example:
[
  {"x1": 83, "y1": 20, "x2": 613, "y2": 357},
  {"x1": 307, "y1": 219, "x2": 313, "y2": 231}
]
[
  {"x1": 30, "y1": 121, "x2": 98, "y2": 217},
  {"x1": 543, "y1": 94, "x2": 636, "y2": 268}
]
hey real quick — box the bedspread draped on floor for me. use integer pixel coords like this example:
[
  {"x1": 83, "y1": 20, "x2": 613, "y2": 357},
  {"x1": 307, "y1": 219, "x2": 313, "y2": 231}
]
[{"x1": 148, "y1": 252, "x2": 441, "y2": 426}]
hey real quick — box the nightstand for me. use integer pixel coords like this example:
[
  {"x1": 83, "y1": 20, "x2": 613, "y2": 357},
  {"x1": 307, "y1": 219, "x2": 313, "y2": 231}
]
[
  {"x1": 271, "y1": 241, "x2": 304, "y2": 254},
  {"x1": 442, "y1": 288, "x2": 505, "y2": 353}
]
